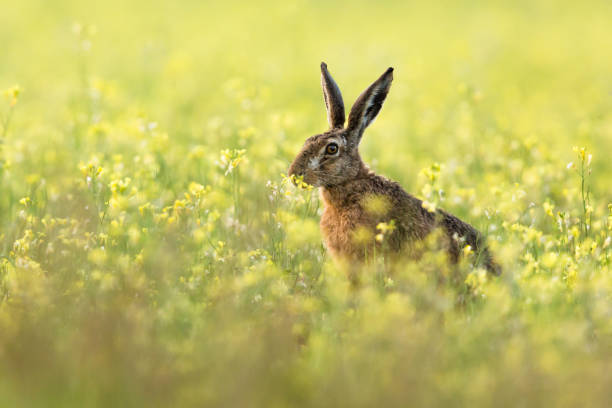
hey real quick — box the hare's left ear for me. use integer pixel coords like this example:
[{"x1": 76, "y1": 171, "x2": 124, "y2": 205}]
[
  {"x1": 346, "y1": 67, "x2": 393, "y2": 146},
  {"x1": 321, "y1": 62, "x2": 345, "y2": 129}
]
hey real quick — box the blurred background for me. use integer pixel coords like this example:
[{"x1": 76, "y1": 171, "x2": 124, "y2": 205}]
[
  {"x1": 3, "y1": 0, "x2": 612, "y2": 180},
  {"x1": 1, "y1": 0, "x2": 612, "y2": 406}
]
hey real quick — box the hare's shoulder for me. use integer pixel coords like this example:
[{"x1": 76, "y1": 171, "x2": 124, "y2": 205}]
[
  {"x1": 366, "y1": 174, "x2": 429, "y2": 215},
  {"x1": 320, "y1": 174, "x2": 428, "y2": 226}
]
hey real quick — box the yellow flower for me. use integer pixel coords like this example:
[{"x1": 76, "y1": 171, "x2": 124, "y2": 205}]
[
  {"x1": 19, "y1": 197, "x2": 31, "y2": 207},
  {"x1": 363, "y1": 195, "x2": 391, "y2": 216},
  {"x1": 543, "y1": 202, "x2": 554, "y2": 217},
  {"x1": 219, "y1": 148, "x2": 247, "y2": 175},
  {"x1": 422, "y1": 200, "x2": 437, "y2": 213},
  {"x1": 3, "y1": 85, "x2": 21, "y2": 106}
]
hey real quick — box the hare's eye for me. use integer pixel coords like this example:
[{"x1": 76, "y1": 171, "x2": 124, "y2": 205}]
[{"x1": 325, "y1": 143, "x2": 339, "y2": 155}]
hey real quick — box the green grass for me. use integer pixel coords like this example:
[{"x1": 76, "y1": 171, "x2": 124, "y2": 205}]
[{"x1": 1, "y1": 0, "x2": 612, "y2": 406}]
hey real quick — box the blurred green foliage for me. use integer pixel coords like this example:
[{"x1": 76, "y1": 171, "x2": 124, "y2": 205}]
[{"x1": 1, "y1": 0, "x2": 612, "y2": 406}]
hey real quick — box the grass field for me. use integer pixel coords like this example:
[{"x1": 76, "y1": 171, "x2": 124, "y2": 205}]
[{"x1": 1, "y1": 0, "x2": 612, "y2": 406}]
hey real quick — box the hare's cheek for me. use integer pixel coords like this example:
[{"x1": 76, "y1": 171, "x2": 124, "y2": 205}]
[{"x1": 326, "y1": 160, "x2": 343, "y2": 175}]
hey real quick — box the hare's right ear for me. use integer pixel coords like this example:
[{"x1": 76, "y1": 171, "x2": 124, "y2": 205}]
[{"x1": 321, "y1": 62, "x2": 345, "y2": 129}]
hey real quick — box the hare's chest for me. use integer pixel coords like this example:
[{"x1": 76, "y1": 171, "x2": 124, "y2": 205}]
[{"x1": 320, "y1": 204, "x2": 372, "y2": 259}]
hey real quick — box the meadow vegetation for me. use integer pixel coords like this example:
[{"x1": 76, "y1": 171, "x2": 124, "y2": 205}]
[{"x1": 1, "y1": 0, "x2": 612, "y2": 406}]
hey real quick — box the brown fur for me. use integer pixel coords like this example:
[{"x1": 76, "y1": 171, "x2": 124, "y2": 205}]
[{"x1": 288, "y1": 63, "x2": 501, "y2": 275}]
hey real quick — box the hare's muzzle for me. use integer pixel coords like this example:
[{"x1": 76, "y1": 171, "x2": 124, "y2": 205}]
[
  {"x1": 289, "y1": 155, "x2": 317, "y2": 186},
  {"x1": 287, "y1": 161, "x2": 302, "y2": 186}
]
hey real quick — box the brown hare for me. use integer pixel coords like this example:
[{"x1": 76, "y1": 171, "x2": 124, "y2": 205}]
[{"x1": 288, "y1": 63, "x2": 501, "y2": 275}]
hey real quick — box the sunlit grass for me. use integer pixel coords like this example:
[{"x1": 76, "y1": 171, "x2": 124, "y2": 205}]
[{"x1": 1, "y1": 0, "x2": 612, "y2": 406}]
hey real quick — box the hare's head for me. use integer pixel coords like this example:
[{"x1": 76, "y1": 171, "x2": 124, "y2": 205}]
[{"x1": 288, "y1": 63, "x2": 393, "y2": 188}]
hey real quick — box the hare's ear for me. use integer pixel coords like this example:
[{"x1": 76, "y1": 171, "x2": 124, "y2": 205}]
[
  {"x1": 321, "y1": 62, "x2": 345, "y2": 129},
  {"x1": 346, "y1": 67, "x2": 393, "y2": 145}
]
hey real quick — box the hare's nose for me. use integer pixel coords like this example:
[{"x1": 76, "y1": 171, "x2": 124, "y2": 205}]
[{"x1": 287, "y1": 163, "x2": 302, "y2": 185}]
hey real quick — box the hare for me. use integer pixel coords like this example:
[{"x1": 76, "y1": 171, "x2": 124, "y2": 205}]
[{"x1": 288, "y1": 63, "x2": 501, "y2": 275}]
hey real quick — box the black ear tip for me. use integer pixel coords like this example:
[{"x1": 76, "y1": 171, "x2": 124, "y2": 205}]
[
  {"x1": 321, "y1": 62, "x2": 328, "y2": 71},
  {"x1": 383, "y1": 67, "x2": 394, "y2": 82}
]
